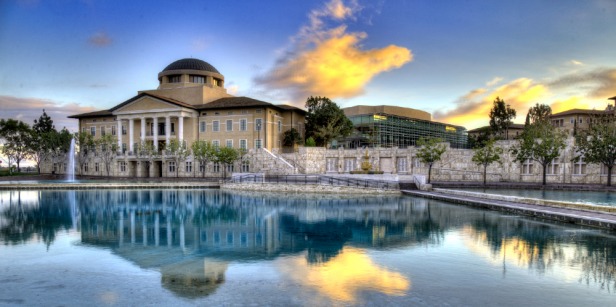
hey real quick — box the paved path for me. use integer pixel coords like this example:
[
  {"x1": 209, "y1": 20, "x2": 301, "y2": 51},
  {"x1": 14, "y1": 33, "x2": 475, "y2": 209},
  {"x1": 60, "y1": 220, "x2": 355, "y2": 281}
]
[{"x1": 403, "y1": 189, "x2": 616, "y2": 230}]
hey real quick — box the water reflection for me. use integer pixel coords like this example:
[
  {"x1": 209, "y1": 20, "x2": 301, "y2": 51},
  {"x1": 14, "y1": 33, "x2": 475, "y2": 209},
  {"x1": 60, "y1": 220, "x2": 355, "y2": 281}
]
[{"x1": 1, "y1": 189, "x2": 616, "y2": 301}]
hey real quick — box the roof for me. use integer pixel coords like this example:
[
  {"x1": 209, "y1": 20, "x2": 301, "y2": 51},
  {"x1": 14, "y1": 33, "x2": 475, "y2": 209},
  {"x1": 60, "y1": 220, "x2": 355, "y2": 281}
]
[
  {"x1": 467, "y1": 123, "x2": 524, "y2": 133},
  {"x1": 68, "y1": 110, "x2": 113, "y2": 119},
  {"x1": 275, "y1": 104, "x2": 307, "y2": 113},
  {"x1": 198, "y1": 97, "x2": 273, "y2": 110},
  {"x1": 163, "y1": 58, "x2": 220, "y2": 74},
  {"x1": 609, "y1": 96, "x2": 616, "y2": 100},
  {"x1": 550, "y1": 109, "x2": 607, "y2": 117}
]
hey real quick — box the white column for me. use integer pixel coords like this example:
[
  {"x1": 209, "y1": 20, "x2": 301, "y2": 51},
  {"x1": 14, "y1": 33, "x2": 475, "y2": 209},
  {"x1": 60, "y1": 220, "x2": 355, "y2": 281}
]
[
  {"x1": 140, "y1": 117, "x2": 146, "y2": 144},
  {"x1": 165, "y1": 116, "x2": 171, "y2": 145},
  {"x1": 129, "y1": 118, "x2": 134, "y2": 153},
  {"x1": 178, "y1": 116, "x2": 184, "y2": 144},
  {"x1": 153, "y1": 117, "x2": 159, "y2": 151},
  {"x1": 116, "y1": 119, "x2": 122, "y2": 150}
]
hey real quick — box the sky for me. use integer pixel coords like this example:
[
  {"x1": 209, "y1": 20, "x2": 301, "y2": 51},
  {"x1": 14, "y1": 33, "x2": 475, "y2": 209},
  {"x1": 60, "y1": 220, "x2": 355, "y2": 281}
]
[{"x1": 1, "y1": 0, "x2": 616, "y2": 132}]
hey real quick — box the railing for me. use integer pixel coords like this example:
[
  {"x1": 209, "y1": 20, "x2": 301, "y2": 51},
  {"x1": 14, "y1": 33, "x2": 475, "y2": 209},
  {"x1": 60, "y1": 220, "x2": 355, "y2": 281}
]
[
  {"x1": 261, "y1": 148, "x2": 295, "y2": 171},
  {"x1": 229, "y1": 174, "x2": 399, "y2": 190}
]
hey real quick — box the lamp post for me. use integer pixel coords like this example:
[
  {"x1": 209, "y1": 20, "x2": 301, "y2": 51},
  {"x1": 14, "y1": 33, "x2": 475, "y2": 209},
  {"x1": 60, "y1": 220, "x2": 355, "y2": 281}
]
[{"x1": 257, "y1": 121, "x2": 261, "y2": 149}]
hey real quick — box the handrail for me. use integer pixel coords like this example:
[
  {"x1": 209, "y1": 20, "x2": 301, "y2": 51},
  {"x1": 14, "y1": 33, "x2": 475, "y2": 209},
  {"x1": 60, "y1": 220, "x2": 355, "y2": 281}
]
[
  {"x1": 261, "y1": 148, "x2": 296, "y2": 171},
  {"x1": 228, "y1": 174, "x2": 399, "y2": 190}
]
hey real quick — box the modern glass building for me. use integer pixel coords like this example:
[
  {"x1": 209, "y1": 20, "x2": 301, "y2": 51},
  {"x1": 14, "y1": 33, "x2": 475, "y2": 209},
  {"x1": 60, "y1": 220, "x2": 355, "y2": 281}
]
[{"x1": 341, "y1": 105, "x2": 468, "y2": 148}]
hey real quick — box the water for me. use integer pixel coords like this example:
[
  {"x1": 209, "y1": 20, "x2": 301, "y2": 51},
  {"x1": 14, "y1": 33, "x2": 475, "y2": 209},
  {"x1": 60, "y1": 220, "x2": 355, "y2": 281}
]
[
  {"x1": 1, "y1": 189, "x2": 615, "y2": 306},
  {"x1": 454, "y1": 188, "x2": 616, "y2": 206},
  {"x1": 67, "y1": 138, "x2": 75, "y2": 182}
]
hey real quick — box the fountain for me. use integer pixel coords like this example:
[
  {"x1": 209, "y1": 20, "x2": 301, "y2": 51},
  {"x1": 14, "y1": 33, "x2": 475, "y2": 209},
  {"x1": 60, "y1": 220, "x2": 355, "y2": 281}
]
[{"x1": 67, "y1": 138, "x2": 75, "y2": 182}]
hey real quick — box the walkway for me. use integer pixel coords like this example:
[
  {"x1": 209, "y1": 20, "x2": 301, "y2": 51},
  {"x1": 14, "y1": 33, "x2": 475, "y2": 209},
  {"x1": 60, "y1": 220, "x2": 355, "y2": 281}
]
[{"x1": 403, "y1": 189, "x2": 616, "y2": 230}]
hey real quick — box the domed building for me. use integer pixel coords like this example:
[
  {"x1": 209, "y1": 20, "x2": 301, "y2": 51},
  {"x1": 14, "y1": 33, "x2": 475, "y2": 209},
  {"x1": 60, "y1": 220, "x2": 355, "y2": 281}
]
[{"x1": 69, "y1": 58, "x2": 306, "y2": 177}]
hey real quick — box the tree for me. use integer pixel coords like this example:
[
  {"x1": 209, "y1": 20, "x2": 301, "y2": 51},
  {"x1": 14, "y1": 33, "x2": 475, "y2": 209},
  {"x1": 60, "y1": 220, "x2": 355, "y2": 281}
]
[
  {"x1": 47, "y1": 128, "x2": 73, "y2": 175},
  {"x1": 32, "y1": 109, "x2": 55, "y2": 134},
  {"x1": 305, "y1": 96, "x2": 353, "y2": 147},
  {"x1": 575, "y1": 114, "x2": 616, "y2": 186},
  {"x1": 214, "y1": 146, "x2": 240, "y2": 178},
  {"x1": 165, "y1": 139, "x2": 190, "y2": 177},
  {"x1": 472, "y1": 139, "x2": 503, "y2": 185},
  {"x1": 305, "y1": 137, "x2": 316, "y2": 147},
  {"x1": 415, "y1": 137, "x2": 447, "y2": 184},
  {"x1": 511, "y1": 105, "x2": 566, "y2": 185},
  {"x1": 136, "y1": 141, "x2": 159, "y2": 177},
  {"x1": 0, "y1": 119, "x2": 33, "y2": 173},
  {"x1": 489, "y1": 97, "x2": 516, "y2": 139},
  {"x1": 96, "y1": 134, "x2": 118, "y2": 176},
  {"x1": 191, "y1": 140, "x2": 216, "y2": 177},
  {"x1": 75, "y1": 131, "x2": 94, "y2": 175},
  {"x1": 525, "y1": 103, "x2": 552, "y2": 126},
  {"x1": 282, "y1": 128, "x2": 302, "y2": 147},
  {"x1": 30, "y1": 110, "x2": 56, "y2": 174}
]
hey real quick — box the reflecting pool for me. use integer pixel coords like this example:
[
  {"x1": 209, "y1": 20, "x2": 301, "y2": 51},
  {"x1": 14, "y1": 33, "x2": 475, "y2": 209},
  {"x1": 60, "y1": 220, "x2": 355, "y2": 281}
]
[
  {"x1": 453, "y1": 188, "x2": 616, "y2": 206},
  {"x1": 1, "y1": 189, "x2": 616, "y2": 306}
]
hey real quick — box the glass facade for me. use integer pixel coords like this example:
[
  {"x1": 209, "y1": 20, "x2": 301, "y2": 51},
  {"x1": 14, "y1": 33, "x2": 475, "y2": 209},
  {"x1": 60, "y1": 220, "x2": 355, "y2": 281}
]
[{"x1": 343, "y1": 113, "x2": 468, "y2": 149}]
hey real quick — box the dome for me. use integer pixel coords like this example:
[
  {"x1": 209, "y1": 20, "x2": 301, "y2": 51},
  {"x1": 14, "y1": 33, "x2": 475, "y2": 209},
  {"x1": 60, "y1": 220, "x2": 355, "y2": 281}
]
[{"x1": 163, "y1": 58, "x2": 220, "y2": 74}]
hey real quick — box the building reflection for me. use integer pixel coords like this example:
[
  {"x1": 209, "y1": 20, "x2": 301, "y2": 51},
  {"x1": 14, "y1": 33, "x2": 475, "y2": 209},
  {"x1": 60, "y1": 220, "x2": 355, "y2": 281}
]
[{"x1": 2, "y1": 189, "x2": 616, "y2": 298}]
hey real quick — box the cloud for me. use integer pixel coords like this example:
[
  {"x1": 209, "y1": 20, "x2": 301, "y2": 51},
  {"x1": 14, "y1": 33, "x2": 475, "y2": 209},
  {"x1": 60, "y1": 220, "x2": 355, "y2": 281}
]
[
  {"x1": 434, "y1": 66, "x2": 616, "y2": 130},
  {"x1": 569, "y1": 60, "x2": 584, "y2": 66},
  {"x1": 486, "y1": 77, "x2": 503, "y2": 87},
  {"x1": 191, "y1": 37, "x2": 208, "y2": 52},
  {"x1": 434, "y1": 78, "x2": 548, "y2": 129},
  {"x1": 0, "y1": 95, "x2": 95, "y2": 132},
  {"x1": 88, "y1": 32, "x2": 112, "y2": 47},
  {"x1": 547, "y1": 67, "x2": 616, "y2": 99},
  {"x1": 254, "y1": 0, "x2": 412, "y2": 105}
]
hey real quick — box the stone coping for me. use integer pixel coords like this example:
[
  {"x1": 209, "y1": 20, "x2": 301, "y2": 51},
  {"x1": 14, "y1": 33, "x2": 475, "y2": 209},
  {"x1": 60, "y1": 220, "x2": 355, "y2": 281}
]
[
  {"x1": 434, "y1": 188, "x2": 616, "y2": 214},
  {"x1": 0, "y1": 182, "x2": 220, "y2": 190},
  {"x1": 222, "y1": 182, "x2": 400, "y2": 194},
  {"x1": 403, "y1": 190, "x2": 616, "y2": 230}
]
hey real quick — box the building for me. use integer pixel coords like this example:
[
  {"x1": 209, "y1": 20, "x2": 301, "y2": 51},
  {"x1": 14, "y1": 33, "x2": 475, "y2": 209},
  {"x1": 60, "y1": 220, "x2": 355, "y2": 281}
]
[
  {"x1": 68, "y1": 58, "x2": 306, "y2": 177},
  {"x1": 467, "y1": 123, "x2": 525, "y2": 141},
  {"x1": 550, "y1": 105, "x2": 615, "y2": 136},
  {"x1": 341, "y1": 105, "x2": 468, "y2": 149}
]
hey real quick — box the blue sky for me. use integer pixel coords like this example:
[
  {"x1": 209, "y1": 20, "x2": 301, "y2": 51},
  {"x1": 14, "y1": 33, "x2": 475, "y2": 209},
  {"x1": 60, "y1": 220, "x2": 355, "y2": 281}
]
[{"x1": 1, "y1": 0, "x2": 615, "y2": 131}]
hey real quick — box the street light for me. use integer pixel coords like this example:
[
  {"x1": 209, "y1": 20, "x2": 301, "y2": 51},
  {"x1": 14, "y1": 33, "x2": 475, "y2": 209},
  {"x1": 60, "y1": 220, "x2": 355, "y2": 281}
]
[{"x1": 256, "y1": 121, "x2": 261, "y2": 149}]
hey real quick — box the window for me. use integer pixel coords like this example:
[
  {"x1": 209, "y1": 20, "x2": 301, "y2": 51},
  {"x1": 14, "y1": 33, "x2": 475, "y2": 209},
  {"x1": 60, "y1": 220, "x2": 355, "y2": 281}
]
[
  {"x1": 101, "y1": 126, "x2": 106, "y2": 136},
  {"x1": 111, "y1": 125, "x2": 116, "y2": 136},
  {"x1": 185, "y1": 161, "x2": 192, "y2": 173},
  {"x1": 82, "y1": 127, "x2": 86, "y2": 133},
  {"x1": 255, "y1": 118, "x2": 262, "y2": 131},
  {"x1": 226, "y1": 139, "x2": 233, "y2": 148},
  {"x1": 570, "y1": 117, "x2": 575, "y2": 124},
  {"x1": 522, "y1": 159, "x2": 533, "y2": 174},
  {"x1": 122, "y1": 125, "x2": 127, "y2": 135},
  {"x1": 171, "y1": 123, "x2": 175, "y2": 133},
  {"x1": 546, "y1": 161, "x2": 560, "y2": 175},
  {"x1": 101, "y1": 144, "x2": 107, "y2": 152},
  {"x1": 241, "y1": 160, "x2": 250, "y2": 172},
  {"x1": 278, "y1": 120, "x2": 282, "y2": 132},
  {"x1": 256, "y1": 109, "x2": 262, "y2": 113},
  {"x1": 213, "y1": 78, "x2": 222, "y2": 87},
  {"x1": 213, "y1": 121, "x2": 220, "y2": 132},
  {"x1": 199, "y1": 162, "x2": 206, "y2": 173},
  {"x1": 122, "y1": 143, "x2": 127, "y2": 153},
  {"x1": 326, "y1": 158, "x2": 338, "y2": 172},
  {"x1": 168, "y1": 161, "x2": 176, "y2": 173},
  {"x1": 95, "y1": 163, "x2": 100, "y2": 173},
  {"x1": 83, "y1": 163, "x2": 88, "y2": 173},
  {"x1": 601, "y1": 165, "x2": 616, "y2": 176},
  {"x1": 239, "y1": 139, "x2": 247, "y2": 150},
  {"x1": 254, "y1": 139, "x2": 262, "y2": 149},
  {"x1": 200, "y1": 121, "x2": 206, "y2": 132},
  {"x1": 573, "y1": 157, "x2": 586, "y2": 175},
  {"x1": 168, "y1": 75, "x2": 181, "y2": 83},
  {"x1": 119, "y1": 161, "x2": 126, "y2": 172},
  {"x1": 579, "y1": 118, "x2": 583, "y2": 124},
  {"x1": 212, "y1": 140, "x2": 220, "y2": 148},
  {"x1": 213, "y1": 163, "x2": 220, "y2": 173},
  {"x1": 227, "y1": 232, "x2": 233, "y2": 244},
  {"x1": 227, "y1": 164, "x2": 234, "y2": 173},
  {"x1": 226, "y1": 120, "x2": 233, "y2": 131},
  {"x1": 190, "y1": 75, "x2": 205, "y2": 83},
  {"x1": 344, "y1": 158, "x2": 355, "y2": 172},
  {"x1": 397, "y1": 157, "x2": 408, "y2": 172},
  {"x1": 240, "y1": 119, "x2": 247, "y2": 131},
  {"x1": 412, "y1": 157, "x2": 422, "y2": 168},
  {"x1": 91, "y1": 126, "x2": 96, "y2": 136}
]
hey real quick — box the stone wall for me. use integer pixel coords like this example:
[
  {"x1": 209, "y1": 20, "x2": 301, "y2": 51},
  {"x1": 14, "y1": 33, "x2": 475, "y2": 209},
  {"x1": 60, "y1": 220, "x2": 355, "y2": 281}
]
[{"x1": 44, "y1": 137, "x2": 616, "y2": 185}]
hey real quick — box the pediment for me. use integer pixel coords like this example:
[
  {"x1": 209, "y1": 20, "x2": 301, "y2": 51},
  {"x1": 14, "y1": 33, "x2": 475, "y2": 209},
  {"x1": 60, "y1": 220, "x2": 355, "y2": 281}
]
[{"x1": 113, "y1": 96, "x2": 183, "y2": 114}]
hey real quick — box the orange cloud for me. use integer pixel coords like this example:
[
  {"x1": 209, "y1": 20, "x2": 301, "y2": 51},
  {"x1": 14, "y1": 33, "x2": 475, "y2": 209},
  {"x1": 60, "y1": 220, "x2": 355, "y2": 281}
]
[
  {"x1": 88, "y1": 32, "x2": 112, "y2": 47},
  {"x1": 434, "y1": 78, "x2": 548, "y2": 129},
  {"x1": 255, "y1": 0, "x2": 412, "y2": 104}
]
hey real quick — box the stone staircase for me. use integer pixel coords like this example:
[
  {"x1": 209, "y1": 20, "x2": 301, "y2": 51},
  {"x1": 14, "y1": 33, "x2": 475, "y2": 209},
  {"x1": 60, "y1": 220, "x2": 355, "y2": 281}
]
[{"x1": 251, "y1": 148, "x2": 297, "y2": 175}]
